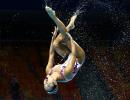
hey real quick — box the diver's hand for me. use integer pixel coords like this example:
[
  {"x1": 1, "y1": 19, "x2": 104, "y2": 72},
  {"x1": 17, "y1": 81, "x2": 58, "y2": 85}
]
[
  {"x1": 45, "y1": 6, "x2": 56, "y2": 18},
  {"x1": 51, "y1": 26, "x2": 58, "y2": 40}
]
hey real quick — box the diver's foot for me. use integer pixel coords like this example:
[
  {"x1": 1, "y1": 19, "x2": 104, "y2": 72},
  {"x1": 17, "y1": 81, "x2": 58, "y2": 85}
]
[
  {"x1": 68, "y1": 15, "x2": 77, "y2": 30},
  {"x1": 69, "y1": 24, "x2": 75, "y2": 30},
  {"x1": 71, "y1": 14, "x2": 77, "y2": 21},
  {"x1": 45, "y1": 5, "x2": 56, "y2": 17}
]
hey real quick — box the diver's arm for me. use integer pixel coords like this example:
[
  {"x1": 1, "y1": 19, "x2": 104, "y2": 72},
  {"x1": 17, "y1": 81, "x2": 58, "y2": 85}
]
[
  {"x1": 45, "y1": 40, "x2": 55, "y2": 74},
  {"x1": 45, "y1": 27, "x2": 57, "y2": 74},
  {"x1": 45, "y1": 6, "x2": 67, "y2": 35}
]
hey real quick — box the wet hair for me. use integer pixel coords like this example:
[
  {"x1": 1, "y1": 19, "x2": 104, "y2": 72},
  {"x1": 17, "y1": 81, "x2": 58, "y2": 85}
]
[
  {"x1": 44, "y1": 76, "x2": 58, "y2": 94},
  {"x1": 47, "y1": 84, "x2": 58, "y2": 94}
]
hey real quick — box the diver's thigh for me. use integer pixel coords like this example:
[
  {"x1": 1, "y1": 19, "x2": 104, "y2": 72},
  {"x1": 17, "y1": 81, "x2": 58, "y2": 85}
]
[
  {"x1": 66, "y1": 39, "x2": 85, "y2": 57},
  {"x1": 54, "y1": 34, "x2": 65, "y2": 43}
]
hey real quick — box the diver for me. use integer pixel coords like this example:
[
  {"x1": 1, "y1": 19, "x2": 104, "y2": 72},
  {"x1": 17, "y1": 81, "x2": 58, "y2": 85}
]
[{"x1": 44, "y1": 5, "x2": 85, "y2": 94}]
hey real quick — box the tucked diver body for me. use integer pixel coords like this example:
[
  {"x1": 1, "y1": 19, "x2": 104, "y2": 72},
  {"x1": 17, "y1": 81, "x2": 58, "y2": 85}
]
[{"x1": 44, "y1": 5, "x2": 85, "y2": 94}]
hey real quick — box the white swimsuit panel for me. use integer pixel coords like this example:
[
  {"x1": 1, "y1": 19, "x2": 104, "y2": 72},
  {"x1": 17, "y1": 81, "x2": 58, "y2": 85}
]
[{"x1": 60, "y1": 55, "x2": 82, "y2": 82}]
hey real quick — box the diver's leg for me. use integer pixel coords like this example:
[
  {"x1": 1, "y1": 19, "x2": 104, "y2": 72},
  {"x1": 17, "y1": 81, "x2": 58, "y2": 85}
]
[
  {"x1": 45, "y1": 6, "x2": 67, "y2": 35},
  {"x1": 63, "y1": 33, "x2": 85, "y2": 64},
  {"x1": 53, "y1": 34, "x2": 70, "y2": 58},
  {"x1": 53, "y1": 32, "x2": 85, "y2": 64},
  {"x1": 45, "y1": 6, "x2": 85, "y2": 62},
  {"x1": 45, "y1": 5, "x2": 79, "y2": 34},
  {"x1": 51, "y1": 27, "x2": 70, "y2": 58},
  {"x1": 52, "y1": 26, "x2": 85, "y2": 62},
  {"x1": 45, "y1": 5, "x2": 77, "y2": 46},
  {"x1": 52, "y1": 32, "x2": 85, "y2": 64},
  {"x1": 45, "y1": 5, "x2": 78, "y2": 36}
]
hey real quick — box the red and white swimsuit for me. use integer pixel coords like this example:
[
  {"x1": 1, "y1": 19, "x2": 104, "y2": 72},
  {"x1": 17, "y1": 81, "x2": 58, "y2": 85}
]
[
  {"x1": 59, "y1": 55, "x2": 82, "y2": 82},
  {"x1": 48, "y1": 55, "x2": 82, "y2": 82}
]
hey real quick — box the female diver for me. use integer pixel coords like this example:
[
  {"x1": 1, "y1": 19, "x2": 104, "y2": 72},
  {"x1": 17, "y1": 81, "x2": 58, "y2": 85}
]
[{"x1": 44, "y1": 5, "x2": 85, "y2": 94}]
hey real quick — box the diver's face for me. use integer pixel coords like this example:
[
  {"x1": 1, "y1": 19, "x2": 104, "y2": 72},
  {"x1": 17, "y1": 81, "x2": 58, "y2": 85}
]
[{"x1": 44, "y1": 76, "x2": 54, "y2": 91}]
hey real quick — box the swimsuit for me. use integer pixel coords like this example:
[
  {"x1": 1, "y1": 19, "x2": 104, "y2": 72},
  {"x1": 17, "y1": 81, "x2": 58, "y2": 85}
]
[
  {"x1": 60, "y1": 54, "x2": 82, "y2": 82},
  {"x1": 48, "y1": 55, "x2": 82, "y2": 82}
]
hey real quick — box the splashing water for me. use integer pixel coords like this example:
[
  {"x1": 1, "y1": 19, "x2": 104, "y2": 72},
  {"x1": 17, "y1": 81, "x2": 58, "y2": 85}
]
[
  {"x1": 42, "y1": 0, "x2": 53, "y2": 8},
  {"x1": 74, "y1": 0, "x2": 89, "y2": 16}
]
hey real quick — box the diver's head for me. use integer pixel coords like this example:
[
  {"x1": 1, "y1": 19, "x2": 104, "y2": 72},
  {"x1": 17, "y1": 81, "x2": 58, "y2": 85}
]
[
  {"x1": 44, "y1": 75, "x2": 58, "y2": 94},
  {"x1": 45, "y1": 5, "x2": 55, "y2": 17}
]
